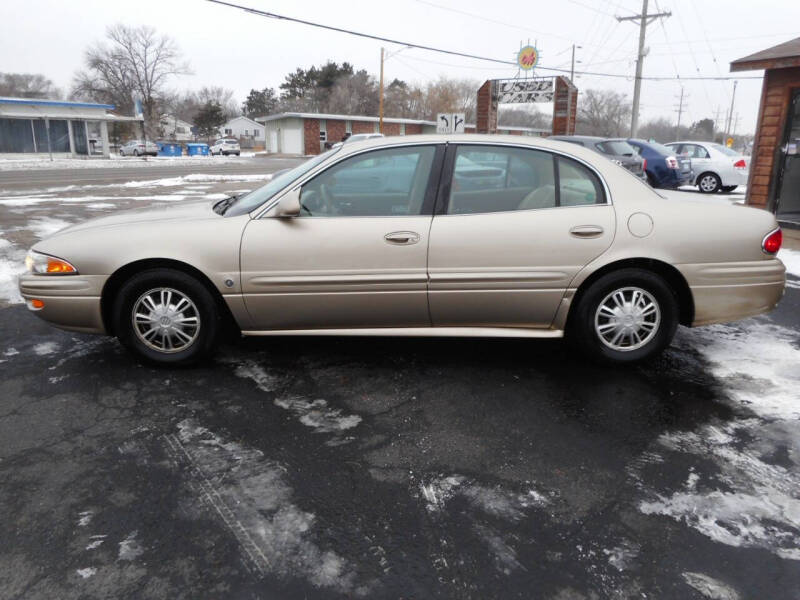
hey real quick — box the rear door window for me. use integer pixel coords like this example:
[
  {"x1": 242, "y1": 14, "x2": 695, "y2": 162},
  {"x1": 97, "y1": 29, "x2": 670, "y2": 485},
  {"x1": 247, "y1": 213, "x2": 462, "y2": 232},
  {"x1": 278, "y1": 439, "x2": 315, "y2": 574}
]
[{"x1": 446, "y1": 146, "x2": 556, "y2": 214}]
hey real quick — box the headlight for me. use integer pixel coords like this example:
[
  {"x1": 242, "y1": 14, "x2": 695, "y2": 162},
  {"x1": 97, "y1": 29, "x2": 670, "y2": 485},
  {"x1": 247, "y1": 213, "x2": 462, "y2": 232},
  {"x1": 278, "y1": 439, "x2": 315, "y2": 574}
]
[{"x1": 25, "y1": 251, "x2": 78, "y2": 275}]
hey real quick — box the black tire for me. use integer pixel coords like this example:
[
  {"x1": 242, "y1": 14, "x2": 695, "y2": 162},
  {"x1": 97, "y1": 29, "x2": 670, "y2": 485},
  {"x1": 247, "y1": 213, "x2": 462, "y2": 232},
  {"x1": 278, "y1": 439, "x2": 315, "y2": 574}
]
[
  {"x1": 113, "y1": 268, "x2": 220, "y2": 366},
  {"x1": 133, "y1": 149, "x2": 139, "y2": 157},
  {"x1": 721, "y1": 185, "x2": 738, "y2": 193},
  {"x1": 568, "y1": 268, "x2": 679, "y2": 365},
  {"x1": 697, "y1": 172, "x2": 721, "y2": 193}
]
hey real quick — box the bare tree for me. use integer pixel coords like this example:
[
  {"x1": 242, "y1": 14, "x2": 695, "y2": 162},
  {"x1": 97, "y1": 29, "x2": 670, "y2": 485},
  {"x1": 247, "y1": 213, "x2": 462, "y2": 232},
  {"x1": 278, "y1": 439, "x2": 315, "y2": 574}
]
[
  {"x1": 327, "y1": 70, "x2": 378, "y2": 115},
  {"x1": 498, "y1": 106, "x2": 549, "y2": 129},
  {"x1": 196, "y1": 86, "x2": 239, "y2": 120},
  {"x1": 638, "y1": 117, "x2": 690, "y2": 144},
  {"x1": 576, "y1": 89, "x2": 632, "y2": 137},
  {"x1": 72, "y1": 24, "x2": 191, "y2": 136},
  {"x1": 418, "y1": 77, "x2": 480, "y2": 122},
  {"x1": 0, "y1": 73, "x2": 62, "y2": 99}
]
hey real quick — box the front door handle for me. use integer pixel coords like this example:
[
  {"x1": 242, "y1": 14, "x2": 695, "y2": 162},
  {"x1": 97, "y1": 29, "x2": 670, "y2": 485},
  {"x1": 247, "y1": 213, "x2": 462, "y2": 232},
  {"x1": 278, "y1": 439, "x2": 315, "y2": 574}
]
[
  {"x1": 384, "y1": 231, "x2": 420, "y2": 245},
  {"x1": 570, "y1": 225, "x2": 604, "y2": 238}
]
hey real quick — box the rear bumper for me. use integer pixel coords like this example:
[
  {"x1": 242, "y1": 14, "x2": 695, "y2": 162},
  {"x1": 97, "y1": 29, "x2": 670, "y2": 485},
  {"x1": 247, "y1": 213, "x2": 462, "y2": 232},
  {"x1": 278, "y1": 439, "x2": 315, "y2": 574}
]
[
  {"x1": 677, "y1": 259, "x2": 786, "y2": 326},
  {"x1": 19, "y1": 274, "x2": 107, "y2": 334}
]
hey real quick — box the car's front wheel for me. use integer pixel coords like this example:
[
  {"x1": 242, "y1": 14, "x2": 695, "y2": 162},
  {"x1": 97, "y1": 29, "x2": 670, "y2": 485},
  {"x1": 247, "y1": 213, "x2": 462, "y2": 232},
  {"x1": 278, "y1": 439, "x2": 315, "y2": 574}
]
[
  {"x1": 114, "y1": 269, "x2": 220, "y2": 366},
  {"x1": 697, "y1": 172, "x2": 721, "y2": 193},
  {"x1": 569, "y1": 268, "x2": 678, "y2": 364}
]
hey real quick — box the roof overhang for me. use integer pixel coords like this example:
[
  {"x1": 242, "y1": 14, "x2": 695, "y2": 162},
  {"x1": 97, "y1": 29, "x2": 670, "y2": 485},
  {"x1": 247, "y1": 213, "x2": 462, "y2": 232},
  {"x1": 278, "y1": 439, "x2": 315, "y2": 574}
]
[{"x1": 731, "y1": 37, "x2": 800, "y2": 72}]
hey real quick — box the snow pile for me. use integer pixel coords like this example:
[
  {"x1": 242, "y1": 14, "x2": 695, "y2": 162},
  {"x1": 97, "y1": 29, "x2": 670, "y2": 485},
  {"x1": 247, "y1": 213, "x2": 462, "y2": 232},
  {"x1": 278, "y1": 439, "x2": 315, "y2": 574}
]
[
  {"x1": 778, "y1": 248, "x2": 800, "y2": 279},
  {"x1": 0, "y1": 236, "x2": 25, "y2": 304}
]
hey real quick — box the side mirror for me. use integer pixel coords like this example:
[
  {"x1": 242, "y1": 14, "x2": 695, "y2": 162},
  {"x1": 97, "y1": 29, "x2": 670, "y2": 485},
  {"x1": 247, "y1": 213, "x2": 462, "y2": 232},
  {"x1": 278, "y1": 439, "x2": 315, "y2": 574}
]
[{"x1": 275, "y1": 187, "x2": 302, "y2": 218}]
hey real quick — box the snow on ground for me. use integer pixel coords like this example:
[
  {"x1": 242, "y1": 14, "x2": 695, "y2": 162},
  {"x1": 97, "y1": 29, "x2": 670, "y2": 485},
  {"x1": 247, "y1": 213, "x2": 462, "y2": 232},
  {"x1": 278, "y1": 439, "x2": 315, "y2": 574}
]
[
  {"x1": 635, "y1": 317, "x2": 800, "y2": 561},
  {"x1": 779, "y1": 248, "x2": 800, "y2": 279},
  {"x1": 0, "y1": 236, "x2": 25, "y2": 304},
  {"x1": 167, "y1": 418, "x2": 363, "y2": 593},
  {"x1": 0, "y1": 154, "x2": 256, "y2": 171}
]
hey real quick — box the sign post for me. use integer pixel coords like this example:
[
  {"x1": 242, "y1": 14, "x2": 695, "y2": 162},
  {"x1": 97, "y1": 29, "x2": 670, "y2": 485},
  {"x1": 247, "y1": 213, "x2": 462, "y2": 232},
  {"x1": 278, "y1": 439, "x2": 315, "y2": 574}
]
[{"x1": 437, "y1": 113, "x2": 465, "y2": 134}]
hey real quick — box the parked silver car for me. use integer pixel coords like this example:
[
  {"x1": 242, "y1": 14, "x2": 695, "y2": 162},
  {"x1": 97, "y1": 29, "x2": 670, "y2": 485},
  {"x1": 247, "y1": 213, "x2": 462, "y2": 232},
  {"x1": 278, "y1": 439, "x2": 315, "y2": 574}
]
[
  {"x1": 210, "y1": 138, "x2": 241, "y2": 156},
  {"x1": 19, "y1": 135, "x2": 785, "y2": 366},
  {"x1": 665, "y1": 141, "x2": 750, "y2": 193},
  {"x1": 118, "y1": 140, "x2": 158, "y2": 157}
]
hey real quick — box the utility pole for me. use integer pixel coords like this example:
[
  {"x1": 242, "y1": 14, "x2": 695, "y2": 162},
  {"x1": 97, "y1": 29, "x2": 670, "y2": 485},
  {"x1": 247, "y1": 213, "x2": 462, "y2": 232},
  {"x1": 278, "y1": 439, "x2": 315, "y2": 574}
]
[
  {"x1": 714, "y1": 106, "x2": 722, "y2": 134},
  {"x1": 570, "y1": 44, "x2": 582, "y2": 81},
  {"x1": 378, "y1": 47, "x2": 385, "y2": 134},
  {"x1": 617, "y1": 0, "x2": 672, "y2": 138},
  {"x1": 724, "y1": 80, "x2": 738, "y2": 142},
  {"x1": 674, "y1": 86, "x2": 687, "y2": 140}
]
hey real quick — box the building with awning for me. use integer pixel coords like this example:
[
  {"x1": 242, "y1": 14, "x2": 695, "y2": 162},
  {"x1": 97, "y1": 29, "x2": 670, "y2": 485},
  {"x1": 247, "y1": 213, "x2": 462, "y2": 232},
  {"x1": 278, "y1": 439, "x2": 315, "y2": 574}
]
[
  {"x1": 731, "y1": 37, "x2": 800, "y2": 227},
  {"x1": 0, "y1": 97, "x2": 137, "y2": 159}
]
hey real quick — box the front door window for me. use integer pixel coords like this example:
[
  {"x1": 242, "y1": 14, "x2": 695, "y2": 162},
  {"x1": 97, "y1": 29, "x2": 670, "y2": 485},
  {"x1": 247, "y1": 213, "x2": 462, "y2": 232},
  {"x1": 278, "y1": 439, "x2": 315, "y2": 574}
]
[{"x1": 300, "y1": 146, "x2": 437, "y2": 217}]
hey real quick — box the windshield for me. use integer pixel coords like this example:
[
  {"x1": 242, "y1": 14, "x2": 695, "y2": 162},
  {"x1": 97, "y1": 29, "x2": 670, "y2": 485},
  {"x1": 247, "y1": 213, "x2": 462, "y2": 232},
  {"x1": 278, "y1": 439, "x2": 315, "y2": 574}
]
[
  {"x1": 598, "y1": 140, "x2": 635, "y2": 156},
  {"x1": 710, "y1": 143, "x2": 740, "y2": 156},
  {"x1": 225, "y1": 149, "x2": 339, "y2": 217}
]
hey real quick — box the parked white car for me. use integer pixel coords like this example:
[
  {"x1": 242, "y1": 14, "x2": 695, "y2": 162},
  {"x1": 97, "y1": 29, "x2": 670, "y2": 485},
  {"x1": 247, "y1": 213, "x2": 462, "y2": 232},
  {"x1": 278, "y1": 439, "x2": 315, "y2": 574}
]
[
  {"x1": 118, "y1": 140, "x2": 158, "y2": 157},
  {"x1": 665, "y1": 141, "x2": 749, "y2": 193},
  {"x1": 210, "y1": 138, "x2": 241, "y2": 156}
]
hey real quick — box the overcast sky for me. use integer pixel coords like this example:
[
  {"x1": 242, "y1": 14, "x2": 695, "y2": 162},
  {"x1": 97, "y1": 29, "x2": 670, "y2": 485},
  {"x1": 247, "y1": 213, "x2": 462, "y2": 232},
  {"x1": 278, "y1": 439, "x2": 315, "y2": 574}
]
[{"x1": 2, "y1": 0, "x2": 798, "y2": 134}]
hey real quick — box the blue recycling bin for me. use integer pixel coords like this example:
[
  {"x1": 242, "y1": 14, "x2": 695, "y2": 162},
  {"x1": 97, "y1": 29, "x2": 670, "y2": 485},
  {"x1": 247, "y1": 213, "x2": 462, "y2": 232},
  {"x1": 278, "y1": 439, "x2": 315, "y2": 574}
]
[
  {"x1": 186, "y1": 143, "x2": 209, "y2": 156},
  {"x1": 156, "y1": 141, "x2": 182, "y2": 157}
]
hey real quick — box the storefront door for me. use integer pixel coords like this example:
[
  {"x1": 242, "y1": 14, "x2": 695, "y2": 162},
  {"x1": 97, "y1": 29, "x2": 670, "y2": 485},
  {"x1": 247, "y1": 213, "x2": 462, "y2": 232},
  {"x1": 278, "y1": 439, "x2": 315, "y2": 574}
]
[{"x1": 775, "y1": 89, "x2": 800, "y2": 224}]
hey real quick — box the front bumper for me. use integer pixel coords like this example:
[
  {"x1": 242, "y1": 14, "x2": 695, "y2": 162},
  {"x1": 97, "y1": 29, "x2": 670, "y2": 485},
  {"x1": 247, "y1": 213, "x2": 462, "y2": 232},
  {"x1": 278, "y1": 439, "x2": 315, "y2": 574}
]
[
  {"x1": 19, "y1": 274, "x2": 107, "y2": 334},
  {"x1": 677, "y1": 258, "x2": 785, "y2": 326}
]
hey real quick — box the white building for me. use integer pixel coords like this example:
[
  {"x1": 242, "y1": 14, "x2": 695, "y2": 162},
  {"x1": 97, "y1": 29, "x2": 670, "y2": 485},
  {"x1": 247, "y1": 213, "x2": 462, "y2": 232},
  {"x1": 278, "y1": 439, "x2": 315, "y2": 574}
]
[
  {"x1": 159, "y1": 114, "x2": 194, "y2": 141},
  {"x1": 220, "y1": 116, "x2": 265, "y2": 145},
  {"x1": 0, "y1": 97, "x2": 135, "y2": 158}
]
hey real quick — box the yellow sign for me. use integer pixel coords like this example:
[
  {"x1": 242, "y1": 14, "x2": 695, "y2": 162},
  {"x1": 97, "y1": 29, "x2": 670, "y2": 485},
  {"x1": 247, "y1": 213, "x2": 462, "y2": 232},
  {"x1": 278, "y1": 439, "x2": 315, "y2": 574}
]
[
  {"x1": 517, "y1": 46, "x2": 539, "y2": 71},
  {"x1": 726, "y1": 137, "x2": 734, "y2": 148}
]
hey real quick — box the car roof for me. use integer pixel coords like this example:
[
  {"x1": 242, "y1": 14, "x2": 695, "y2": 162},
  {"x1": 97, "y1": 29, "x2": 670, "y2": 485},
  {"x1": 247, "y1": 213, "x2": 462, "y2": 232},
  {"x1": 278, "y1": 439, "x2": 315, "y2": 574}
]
[
  {"x1": 550, "y1": 135, "x2": 605, "y2": 143},
  {"x1": 334, "y1": 133, "x2": 609, "y2": 165}
]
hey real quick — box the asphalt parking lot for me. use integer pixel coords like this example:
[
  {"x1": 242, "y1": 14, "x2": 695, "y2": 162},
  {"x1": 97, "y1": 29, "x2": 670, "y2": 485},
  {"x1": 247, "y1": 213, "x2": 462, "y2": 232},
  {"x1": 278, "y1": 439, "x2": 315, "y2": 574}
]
[{"x1": 1, "y1": 158, "x2": 800, "y2": 599}]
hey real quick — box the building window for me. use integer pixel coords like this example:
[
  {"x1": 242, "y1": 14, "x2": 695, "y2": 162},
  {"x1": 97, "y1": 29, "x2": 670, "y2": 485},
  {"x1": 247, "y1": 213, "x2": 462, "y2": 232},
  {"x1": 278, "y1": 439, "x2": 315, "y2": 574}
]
[
  {"x1": 244, "y1": 129, "x2": 249, "y2": 136},
  {"x1": 319, "y1": 130, "x2": 327, "y2": 142},
  {"x1": 346, "y1": 120, "x2": 352, "y2": 134},
  {"x1": 225, "y1": 128, "x2": 232, "y2": 135},
  {"x1": 400, "y1": 123, "x2": 406, "y2": 135},
  {"x1": 254, "y1": 129, "x2": 260, "y2": 137}
]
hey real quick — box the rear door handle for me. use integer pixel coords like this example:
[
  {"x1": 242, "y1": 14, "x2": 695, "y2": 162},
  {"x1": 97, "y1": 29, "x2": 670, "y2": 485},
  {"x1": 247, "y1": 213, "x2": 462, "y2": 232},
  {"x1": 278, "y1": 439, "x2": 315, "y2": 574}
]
[
  {"x1": 569, "y1": 225, "x2": 604, "y2": 238},
  {"x1": 384, "y1": 231, "x2": 420, "y2": 245}
]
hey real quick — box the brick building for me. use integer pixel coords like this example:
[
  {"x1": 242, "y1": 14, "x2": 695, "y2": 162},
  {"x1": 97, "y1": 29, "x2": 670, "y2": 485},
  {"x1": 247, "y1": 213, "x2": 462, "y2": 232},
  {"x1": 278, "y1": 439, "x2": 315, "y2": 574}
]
[
  {"x1": 256, "y1": 111, "x2": 546, "y2": 156},
  {"x1": 732, "y1": 38, "x2": 800, "y2": 226}
]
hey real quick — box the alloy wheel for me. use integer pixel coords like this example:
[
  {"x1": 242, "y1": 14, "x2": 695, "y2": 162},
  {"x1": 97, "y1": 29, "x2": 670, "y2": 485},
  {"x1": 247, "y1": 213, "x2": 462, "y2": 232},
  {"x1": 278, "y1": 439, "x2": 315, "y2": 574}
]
[
  {"x1": 594, "y1": 287, "x2": 661, "y2": 352},
  {"x1": 132, "y1": 287, "x2": 201, "y2": 353}
]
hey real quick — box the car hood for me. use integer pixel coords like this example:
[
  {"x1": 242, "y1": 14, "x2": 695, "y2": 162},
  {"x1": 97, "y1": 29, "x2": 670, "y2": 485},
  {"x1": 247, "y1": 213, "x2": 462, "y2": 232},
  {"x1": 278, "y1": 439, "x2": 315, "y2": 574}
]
[{"x1": 46, "y1": 199, "x2": 221, "y2": 238}]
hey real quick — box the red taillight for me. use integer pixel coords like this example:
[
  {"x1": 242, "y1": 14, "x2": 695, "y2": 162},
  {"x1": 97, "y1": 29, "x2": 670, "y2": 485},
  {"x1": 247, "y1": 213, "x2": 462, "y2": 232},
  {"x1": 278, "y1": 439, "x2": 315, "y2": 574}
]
[
  {"x1": 762, "y1": 228, "x2": 782, "y2": 254},
  {"x1": 666, "y1": 156, "x2": 678, "y2": 169},
  {"x1": 734, "y1": 159, "x2": 747, "y2": 169},
  {"x1": 642, "y1": 158, "x2": 647, "y2": 171}
]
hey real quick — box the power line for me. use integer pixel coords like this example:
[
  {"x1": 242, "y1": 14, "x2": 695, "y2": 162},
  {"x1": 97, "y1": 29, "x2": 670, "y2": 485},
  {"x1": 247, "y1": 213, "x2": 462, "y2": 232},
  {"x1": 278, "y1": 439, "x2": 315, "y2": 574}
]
[
  {"x1": 411, "y1": 0, "x2": 585, "y2": 45},
  {"x1": 203, "y1": 0, "x2": 763, "y2": 81}
]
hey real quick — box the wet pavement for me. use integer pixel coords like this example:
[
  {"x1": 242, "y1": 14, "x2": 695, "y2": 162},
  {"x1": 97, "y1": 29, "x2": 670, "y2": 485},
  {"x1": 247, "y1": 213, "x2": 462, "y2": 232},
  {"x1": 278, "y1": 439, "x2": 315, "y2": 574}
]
[{"x1": 1, "y1": 164, "x2": 799, "y2": 599}]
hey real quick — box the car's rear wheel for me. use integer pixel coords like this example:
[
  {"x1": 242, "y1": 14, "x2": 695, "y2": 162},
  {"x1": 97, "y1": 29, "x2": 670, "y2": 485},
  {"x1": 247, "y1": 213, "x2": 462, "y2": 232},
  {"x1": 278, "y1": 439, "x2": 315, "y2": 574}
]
[
  {"x1": 721, "y1": 185, "x2": 738, "y2": 193},
  {"x1": 133, "y1": 149, "x2": 139, "y2": 157},
  {"x1": 569, "y1": 268, "x2": 678, "y2": 364},
  {"x1": 697, "y1": 172, "x2": 721, "y2": 193},
  {"x1": 114, "y1": 269, "x2": 220, "y2": 366}
]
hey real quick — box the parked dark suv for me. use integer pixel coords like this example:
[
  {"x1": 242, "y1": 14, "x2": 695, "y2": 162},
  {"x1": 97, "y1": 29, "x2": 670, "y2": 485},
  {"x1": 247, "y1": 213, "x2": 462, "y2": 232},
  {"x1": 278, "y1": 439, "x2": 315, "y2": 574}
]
[
  {"x1": 609, "y1": 138, "x2": 693, "y2": 189},
  {"x1": 549, "y1": 135, "x2": 646, "y2": 180}
]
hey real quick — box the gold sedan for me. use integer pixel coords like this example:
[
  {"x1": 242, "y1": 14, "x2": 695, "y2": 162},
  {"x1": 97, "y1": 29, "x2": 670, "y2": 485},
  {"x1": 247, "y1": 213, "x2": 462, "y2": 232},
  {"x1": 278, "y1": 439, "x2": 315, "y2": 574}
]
[{"x1": 19, "y1": 135, "x2": 785, "y2": 365}]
